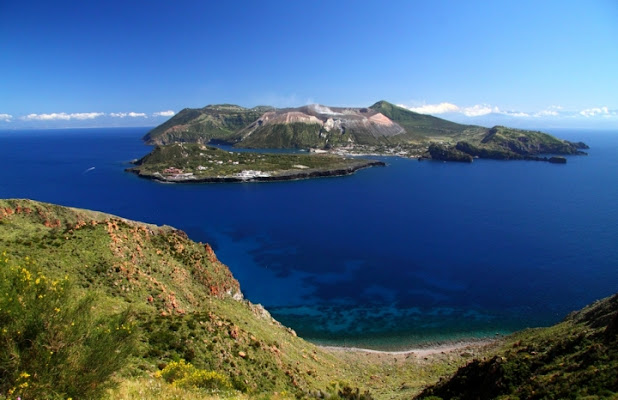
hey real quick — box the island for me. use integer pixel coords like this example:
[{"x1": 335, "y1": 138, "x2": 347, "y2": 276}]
[
  {"x1": 143, "y1": 101, "x2": 589, "y2": 163},
  {"x1": 126, "y1": 143, "x2": 385, "y2": 183}
]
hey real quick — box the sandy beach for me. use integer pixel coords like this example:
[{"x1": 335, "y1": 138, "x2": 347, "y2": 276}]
[{"x1": 320, "y1": 338, "x2": 496, "y2": 357}]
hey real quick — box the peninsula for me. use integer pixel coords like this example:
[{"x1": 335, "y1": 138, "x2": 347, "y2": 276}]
[{"x1": 126, "y1": 143, "x2": 385, "y2": 183}]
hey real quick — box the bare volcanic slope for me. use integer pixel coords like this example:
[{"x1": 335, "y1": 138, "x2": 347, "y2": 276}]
[{"x1": 234, "y1": 103, "x2": 414, "y2": 148}]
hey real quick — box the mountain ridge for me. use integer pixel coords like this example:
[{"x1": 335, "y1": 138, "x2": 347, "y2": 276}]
[{"x1": 144, "y1": 101, "x2": 483, "y2": 148}]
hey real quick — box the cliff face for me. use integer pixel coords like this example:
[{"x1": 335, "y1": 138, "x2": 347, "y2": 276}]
[{"x1": 0, "y1": 199, "x2": 242, "y2": 312}]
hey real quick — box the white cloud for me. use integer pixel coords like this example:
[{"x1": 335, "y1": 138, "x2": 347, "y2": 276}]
[
  {"x1": 400, "y1": 102, "x2": 460, "y2": 114},
  {"x1": 110, "y1": 112, "x2": 147, "y2": 118},
  {"x1": 579, "y1": 106, "x2": 611, "y2": 117},
  {"x1": 535, "y1": 106, "x2": 562, "y2": 117},
  {"x1": 461, "y1": 104, "x2": 499, "y2": 117},
  {"x1": 400, "y1": 102, "x2": 552, "y2": 118},
  {"x1": 71, "y1": 112, "x2": 105, "y2": 120},
  {"x1": 501, "y1": 110, "x2": 530, "y2": 117},
  {"x1": 21, "y1": 112, "x2": 104, "y2": 121},
  {"x1": 401, "y1": 102, "x2": 506, "y2": 117},
  {"x1": 153, "y1": 110, "x2": 175, "y2": 117},
  {"x1": 0, "y1": 113, "x2": 12, "y2": 122}
]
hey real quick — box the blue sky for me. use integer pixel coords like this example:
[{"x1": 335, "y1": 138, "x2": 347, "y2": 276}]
[{"x1": 1, "y1": 0, "x2": 617, "y2": 129}]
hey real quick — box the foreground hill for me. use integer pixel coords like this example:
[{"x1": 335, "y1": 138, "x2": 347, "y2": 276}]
[
  {"x1": 0, "y1": 199, "x2": 361, "y2": 397},
  {"x1": 144, "y1": 101, "x2": 587, "y2": 162},
  {"x1": 1, "y1": 199, "x2": 615, "y2": 399}
]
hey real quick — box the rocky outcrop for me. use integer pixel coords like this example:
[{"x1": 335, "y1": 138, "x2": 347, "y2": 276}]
[
  {"x1": 428, "y1": 144, "x2": 473, "y2": 163},
  {"x1": 549, "y1": 156, "x2": 567, "y2": 164}
]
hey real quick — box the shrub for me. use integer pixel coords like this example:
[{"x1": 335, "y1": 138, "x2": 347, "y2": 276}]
[
  {"x1": 0, "y1": 253, "x2": 137, "y2": 399},
  {"x1": 156, "y1": 359, "x2": 232, "y2": 391}
]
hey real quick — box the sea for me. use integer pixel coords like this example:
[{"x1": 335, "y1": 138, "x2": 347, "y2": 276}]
[{"x1": 1, "y1": 127, "x2": 617, "y2": 350}]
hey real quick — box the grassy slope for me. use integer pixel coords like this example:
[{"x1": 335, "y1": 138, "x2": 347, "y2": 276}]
[
  {"x1": 0, "y1": 199, "x2": 339, "y2": 394},
  {"x1": 237, "y1": 123, "x2": 327, "y2": 149},
  {"x1": 416, "y1": 294, "x2": 618, "y2": 399},
  {"x1": 128, "y1": 143, "x2": 377, "y2": 179}
]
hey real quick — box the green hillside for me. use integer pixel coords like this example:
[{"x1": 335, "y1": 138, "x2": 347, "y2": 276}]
[
  {"x1": 417, "y1": 294, "x2": 618, "y2": 399},
  {"x1": 144, "y1": 105, "x2": 273, "y2": 145},
  {"x1": 451, "y1": 126, "x2": 589, "y2": 160}
]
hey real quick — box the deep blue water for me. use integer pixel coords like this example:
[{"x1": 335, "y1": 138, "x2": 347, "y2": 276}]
[{"x1": 1, "y1": 127, "x2": 617, "y2": 349}]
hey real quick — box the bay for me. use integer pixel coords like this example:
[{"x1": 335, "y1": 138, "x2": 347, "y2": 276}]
[{"x1": 0, "y1": 127, "x2": 616, "y2": 350}]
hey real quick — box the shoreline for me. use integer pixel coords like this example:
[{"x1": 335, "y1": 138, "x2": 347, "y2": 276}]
[{"x1": 319, "y1": 337, "x2": 498, "y2": 357}]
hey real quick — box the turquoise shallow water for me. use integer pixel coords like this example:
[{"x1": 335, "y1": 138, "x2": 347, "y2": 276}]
[{"x1": 1, "y1": 127, "x2": 617, "y2": 350}]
